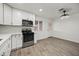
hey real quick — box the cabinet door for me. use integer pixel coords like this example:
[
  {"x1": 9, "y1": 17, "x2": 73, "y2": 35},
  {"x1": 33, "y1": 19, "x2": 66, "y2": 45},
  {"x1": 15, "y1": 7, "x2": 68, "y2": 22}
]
[
  {"x1": 0, "y1": 50, "x2": 3, "y2": 56},
  {"x1": 0, "y1": 41, "x2": 8, "y2": 56},
  {"x1": 0, "y1": 37, "x2": 11, "y2": 56},
  {"x1": 8, "y1": 37, "x2": 11, "y2": 52},
  {"x1": 0, "y1": 47, "x2": 6, "y2": 56},
  {"x1": 6, "y1": 37, "x2": 11, "y2": 55},
  {"x1": 0, "y1": 46, "x2": 5, "y2": 56},
  {"x1": 4, "y1": 41, "x2": 9, "y2": 56},
  {"x1": 11, "y1": 35, "x2": 17, "y2": 49},
  {"x1": 21, "y1": 11, "x2": 29, "y2": 19},
  {"x1": 16, "y1": 34, "x2": 23, "y2": 48},
  {"x1": 4, "y1": 4, "x2": 12, "y2": 25},
  {"x1": 0, "y1": 3, "x2": 3, "y2": 24},
  {"x1": 12, "y1": 8, "x2": 22, "y2": 25}
]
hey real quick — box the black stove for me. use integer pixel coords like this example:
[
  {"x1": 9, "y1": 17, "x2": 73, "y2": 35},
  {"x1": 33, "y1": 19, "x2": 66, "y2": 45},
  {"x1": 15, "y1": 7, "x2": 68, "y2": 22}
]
[{"x1": 22, "y1": 29, "x2": 34, "y2": 48}]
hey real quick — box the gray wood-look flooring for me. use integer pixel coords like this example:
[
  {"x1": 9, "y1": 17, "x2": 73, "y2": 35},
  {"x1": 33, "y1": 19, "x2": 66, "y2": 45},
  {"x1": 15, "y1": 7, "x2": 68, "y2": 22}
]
[{"x1": 10, "y1": 37, "x2": 79, "y2": 56}]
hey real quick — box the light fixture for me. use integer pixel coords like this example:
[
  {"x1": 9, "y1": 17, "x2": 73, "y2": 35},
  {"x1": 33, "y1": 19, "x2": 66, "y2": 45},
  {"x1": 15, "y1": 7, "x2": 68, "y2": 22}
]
[
  {"x1": 39, "y1": 9, "x2": 43, "y2": 12},
  {"x1": 59, "y1": 8, "x2": 69, "y2": 19}
]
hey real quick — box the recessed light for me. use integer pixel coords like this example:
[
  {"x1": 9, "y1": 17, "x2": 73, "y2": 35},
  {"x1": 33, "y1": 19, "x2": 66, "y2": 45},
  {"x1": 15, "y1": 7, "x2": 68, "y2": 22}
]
[{"x1": 39, "y1": 9, "x2": 43, "y2": 12}]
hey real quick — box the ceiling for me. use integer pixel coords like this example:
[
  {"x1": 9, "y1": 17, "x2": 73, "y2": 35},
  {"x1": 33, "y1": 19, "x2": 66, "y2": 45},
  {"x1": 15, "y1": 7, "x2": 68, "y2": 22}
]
[{"x1": 8, "y1": 3, "x2": 79, "y2": 19}]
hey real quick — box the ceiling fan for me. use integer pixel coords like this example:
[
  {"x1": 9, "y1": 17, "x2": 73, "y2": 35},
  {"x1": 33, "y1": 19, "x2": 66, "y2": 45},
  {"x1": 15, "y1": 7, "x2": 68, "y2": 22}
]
[{"x1": 59, "y1": 8, "x2": 70, "y2": 19}]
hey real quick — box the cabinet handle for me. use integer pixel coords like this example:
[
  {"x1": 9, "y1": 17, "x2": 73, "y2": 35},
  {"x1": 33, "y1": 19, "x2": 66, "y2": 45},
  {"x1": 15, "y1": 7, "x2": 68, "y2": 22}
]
[{"x1": 8, "y1": 44, "x2": 10, "y2": 48}]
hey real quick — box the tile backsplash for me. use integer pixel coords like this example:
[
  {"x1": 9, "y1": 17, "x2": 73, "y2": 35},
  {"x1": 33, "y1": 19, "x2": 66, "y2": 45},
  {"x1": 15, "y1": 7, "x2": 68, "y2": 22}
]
[{"x1": 0, "y1": 25, "x2": 22, "y2": 34}]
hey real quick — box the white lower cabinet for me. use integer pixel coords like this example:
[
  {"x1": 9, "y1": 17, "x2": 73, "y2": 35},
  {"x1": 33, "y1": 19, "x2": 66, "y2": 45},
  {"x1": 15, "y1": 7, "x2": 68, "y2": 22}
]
[
  {"x1": 11, "y1": 35, "x2": 17, "y2": 49},
  {"x1": 0, "y1": 46, "x2": 6, "y2": 56},
  {"x1": 0, "y1": 34, "x2": 22, "y2": 56},
  {"x1": 0, "y1": 37, "x2": 11, "y2": 56},
  {"x1": 16, "y1": 34, "x2": 23, "y2": 49},
  {"x1": 11, "y1": 34, "x2": 23, "y2": 50},
  {"x1": 5, "y1": 37, "x2": 11, "y2": 56}
]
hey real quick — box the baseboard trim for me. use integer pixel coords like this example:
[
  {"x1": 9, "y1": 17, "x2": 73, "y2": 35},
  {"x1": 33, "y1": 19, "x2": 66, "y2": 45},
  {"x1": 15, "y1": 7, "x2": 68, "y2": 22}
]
[{"x1": 51, "y1": 36, "x2": 79, "y2": 44}]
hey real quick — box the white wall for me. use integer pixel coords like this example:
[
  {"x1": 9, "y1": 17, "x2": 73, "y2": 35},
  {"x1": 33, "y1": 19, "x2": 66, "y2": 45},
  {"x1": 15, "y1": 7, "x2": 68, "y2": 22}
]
[
  {"x1": 52, "y1": 13, "x2": 79, "y2": 43},
  {"x1": 35, "y1": 16, "x2": 52, "y2": 42}
]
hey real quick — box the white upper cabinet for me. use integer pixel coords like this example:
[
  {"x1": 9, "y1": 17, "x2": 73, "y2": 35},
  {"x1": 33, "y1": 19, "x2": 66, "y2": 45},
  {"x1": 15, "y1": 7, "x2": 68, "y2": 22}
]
[
  {"x1": 0, "y1": 3, "x2": 35, "y2": 26},
  {"x1": 12, "y1": 8, "x2": 22, "y2": 25},
  {"x1": 0, "y1": 3, "x2": 3, "y2": 24},
  {"x1": 12, "y1": 9, "x2": 35, "y2": 26},
  {"x1": 4, "y1": 4, "x2": 12, "y2": 25},
  {"x1": 29, "y1": 14, "x2": 35, "y2": 26},
  {"x1": 21, "y1": 11, "x2": 29, "y2": 20},
  {"x1": 30, "y1": 14, "x2": 35, "y2": 26},
  {"x1": 22, "y1": 11, "x2": 35, "y2": 21}
]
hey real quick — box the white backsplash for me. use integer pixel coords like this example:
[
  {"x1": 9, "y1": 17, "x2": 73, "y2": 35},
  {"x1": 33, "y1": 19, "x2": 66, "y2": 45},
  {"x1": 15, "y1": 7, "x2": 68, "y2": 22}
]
[{"x1": 0, "y1": 25, "x2": 22, "y2": 34}]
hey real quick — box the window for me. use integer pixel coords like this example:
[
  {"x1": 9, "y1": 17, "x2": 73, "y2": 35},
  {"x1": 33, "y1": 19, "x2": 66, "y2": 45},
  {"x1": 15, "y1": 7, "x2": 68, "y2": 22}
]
[{"x1": 34, "y1": 20, "x2": 43, "y2": 31}]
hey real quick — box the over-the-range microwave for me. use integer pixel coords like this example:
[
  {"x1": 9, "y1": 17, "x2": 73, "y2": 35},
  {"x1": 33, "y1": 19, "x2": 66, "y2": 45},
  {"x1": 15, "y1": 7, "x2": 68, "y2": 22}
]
[{"x1": 22, "y1": 19, "x2": 33, "y2": 27}]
